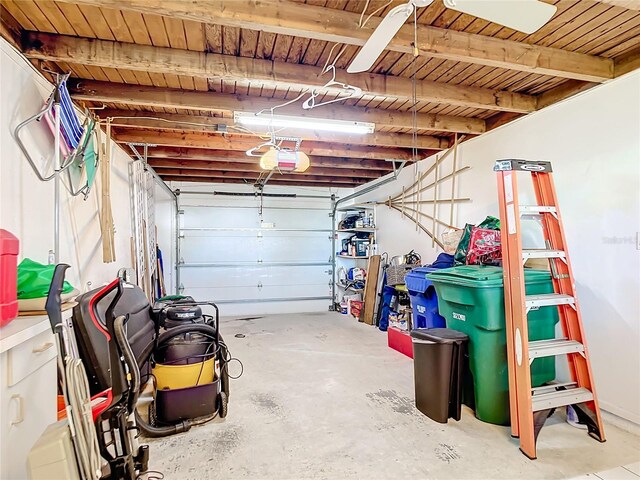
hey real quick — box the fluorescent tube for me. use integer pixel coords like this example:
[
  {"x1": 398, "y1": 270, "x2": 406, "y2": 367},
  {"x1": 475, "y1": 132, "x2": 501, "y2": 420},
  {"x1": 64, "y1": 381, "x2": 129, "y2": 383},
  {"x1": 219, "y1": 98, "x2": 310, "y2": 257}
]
[{"x1": 234, "y1": 112, "x2": 375, "y2": 134}]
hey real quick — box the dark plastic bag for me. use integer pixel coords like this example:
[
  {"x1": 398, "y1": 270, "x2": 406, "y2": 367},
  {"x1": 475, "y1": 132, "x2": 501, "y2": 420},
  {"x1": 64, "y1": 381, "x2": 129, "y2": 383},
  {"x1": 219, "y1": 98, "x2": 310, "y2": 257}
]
[
  {"x1": 453, "y1": 223, "x2": 474, "y2": 265},
  {"x1": 17, "y1": 258, "x2": 74, "y2": 299}
]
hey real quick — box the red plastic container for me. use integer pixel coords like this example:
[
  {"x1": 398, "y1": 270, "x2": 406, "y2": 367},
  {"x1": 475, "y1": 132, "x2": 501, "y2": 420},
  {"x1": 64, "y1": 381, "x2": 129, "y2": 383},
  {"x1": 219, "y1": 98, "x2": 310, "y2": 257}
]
[
  {"x1": 0, "y1": 229, "x2": 19, "y2": 327},
  {"x1": 387, "y1": 326, "x2": 413, "y2": 359}
]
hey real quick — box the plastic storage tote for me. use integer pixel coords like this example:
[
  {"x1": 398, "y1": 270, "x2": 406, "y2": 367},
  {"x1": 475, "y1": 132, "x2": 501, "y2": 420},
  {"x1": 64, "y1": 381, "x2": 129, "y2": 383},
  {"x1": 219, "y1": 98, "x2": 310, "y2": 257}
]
[
  {"x1": 405, "y1": 267, "x2": 446, "y2": 329},
  {"x1": 411, "y1": 328, "x2": 469, "y2": 423},
  {"x1": 426, "y1": 265, "x2": 559, "y2": 425}
]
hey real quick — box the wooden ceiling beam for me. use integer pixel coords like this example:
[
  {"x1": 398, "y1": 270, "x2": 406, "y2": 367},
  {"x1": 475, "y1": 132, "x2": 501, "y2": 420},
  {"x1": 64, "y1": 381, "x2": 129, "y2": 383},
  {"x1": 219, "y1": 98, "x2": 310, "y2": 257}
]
[
  {"x1": 98, "y1": 108, "x2": 447, "y2": 149},
  {"x1": 56, "y1": 0, "x2": 614, "y2": 82},
  {"x1": 113, "y1": 128, "x2": 422, "y2": 161},
  {"x1": 536, "y1": 80, "x2": 599, "y2": 110},
  {"x1": 154, "y1": 167, "x2": 370, "y2": 185},
  {"x1": 23, "y1": 31, "x2": 535, "y2": 114},
  {"x1": 70, "y1": 79, "x2": 478, "y2": 136},
  {"x1": 614, "y1": 46, "x2": 640, "y2": 78},
  {"x1": 147, "y1": 159, "x2": 384, "y2": 178},
  {"x1": 144, "y1": 147, "x2": 394, "y2": 170},
  {"x1": 154, "y1": 167, "x2": 371, "y2": 184},
  {"x1": 160, "y1": 175, "x2": 359, "y2": 188}
]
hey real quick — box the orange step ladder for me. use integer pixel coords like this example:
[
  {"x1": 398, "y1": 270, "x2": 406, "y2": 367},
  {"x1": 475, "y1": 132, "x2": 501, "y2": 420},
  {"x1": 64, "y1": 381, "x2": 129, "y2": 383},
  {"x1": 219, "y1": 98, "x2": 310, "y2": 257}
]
[{"x1": 495, "y1": 159, "x2": 605, "y2": 459}]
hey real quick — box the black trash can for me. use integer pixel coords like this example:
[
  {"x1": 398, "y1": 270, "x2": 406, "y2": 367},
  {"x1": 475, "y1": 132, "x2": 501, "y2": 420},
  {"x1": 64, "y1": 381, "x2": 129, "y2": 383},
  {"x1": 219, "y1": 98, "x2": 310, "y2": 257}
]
[{"x1": 410, "y1": 328, "x2": 469, "y2": 423}]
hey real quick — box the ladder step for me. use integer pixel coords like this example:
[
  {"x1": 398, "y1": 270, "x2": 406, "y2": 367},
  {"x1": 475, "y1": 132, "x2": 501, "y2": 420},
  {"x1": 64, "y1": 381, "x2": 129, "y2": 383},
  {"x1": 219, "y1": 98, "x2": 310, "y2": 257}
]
[
  {"x1": 529, "y1": 339, "x2": 584, "y2": 359},
  {"x1": 525, "y1": 293, "x2": 575, "y2": 309},
  {"x1": 522, "y1": 249, "x2": 566, "y2": 259},
  {"x1": 520, "y1": 205, "x2": 557, "y2": 215},
  {"x1": 531, "y1": 382, "x2": 577, "y2": 395},
  {"x1": 531, "y1": 387, "x2": 593, "y2": 412}
]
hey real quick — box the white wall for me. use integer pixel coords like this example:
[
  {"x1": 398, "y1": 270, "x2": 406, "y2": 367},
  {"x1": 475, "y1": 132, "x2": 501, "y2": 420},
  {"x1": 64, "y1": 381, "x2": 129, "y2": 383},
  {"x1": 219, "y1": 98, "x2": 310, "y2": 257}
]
[
  {"x1": 357, "y1": 71, "x2": 640, "y2": 425},
  {"x1": 0, "y1": 39, "x2": 135, "y2": 291},
  {"x1": 155, "y1": 182, "x2": 177, "y2": 296}
]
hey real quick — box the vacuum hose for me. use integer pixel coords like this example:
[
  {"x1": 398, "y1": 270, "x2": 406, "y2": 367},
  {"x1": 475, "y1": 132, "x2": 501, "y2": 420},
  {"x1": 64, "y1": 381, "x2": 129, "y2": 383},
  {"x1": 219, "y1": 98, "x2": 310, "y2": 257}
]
[
  {"x1": 134, "y1": 324, "x2": 220, "y2": 438},
  {"x1": 113, "y1": 316, "x2": 140, "y2": 414}
]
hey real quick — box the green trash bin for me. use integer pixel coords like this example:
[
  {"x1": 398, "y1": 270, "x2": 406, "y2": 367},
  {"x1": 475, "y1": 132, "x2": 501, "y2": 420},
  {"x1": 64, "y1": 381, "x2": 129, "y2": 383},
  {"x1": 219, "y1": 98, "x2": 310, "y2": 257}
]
[{"x1": 426, "y1": 265, "x2": 559, "y2": 425}]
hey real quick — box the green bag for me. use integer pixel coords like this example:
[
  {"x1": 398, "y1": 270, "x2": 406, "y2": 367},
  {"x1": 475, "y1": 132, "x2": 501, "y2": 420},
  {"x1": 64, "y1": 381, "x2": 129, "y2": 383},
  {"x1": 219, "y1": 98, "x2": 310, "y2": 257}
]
[
  {"x1": 453, "y1": 216, "x2": 501, "y2": 265},
  {"x1": 17, "y1": 258, "x2": 75, "y2": 299}
]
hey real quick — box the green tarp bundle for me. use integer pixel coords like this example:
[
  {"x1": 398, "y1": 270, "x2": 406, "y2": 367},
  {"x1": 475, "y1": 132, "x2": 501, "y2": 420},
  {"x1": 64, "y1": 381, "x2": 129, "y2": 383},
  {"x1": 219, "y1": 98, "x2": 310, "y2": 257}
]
[{"x1": 17, "y1": 258, "x2": 74, "y2": 299}]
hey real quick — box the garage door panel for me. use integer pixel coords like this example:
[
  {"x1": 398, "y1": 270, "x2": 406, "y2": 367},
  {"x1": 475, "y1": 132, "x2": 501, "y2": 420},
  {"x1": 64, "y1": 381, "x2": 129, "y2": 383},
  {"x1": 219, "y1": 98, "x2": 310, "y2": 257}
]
[
  {"x1": 180, "y1": 265, "x2": 330, "y2": 289},
  {"x1": 180, "y1": 235, "x2": 330, "y2": 263},
  {"x1": 181, "y1": 235, "x2": 261, "y2": 263},
  {"x1": 183, "y1": 283, "x2": 331, "y2": 303},
  {"x1": 182, "y1": 206, "x2": 331, "y2": 230}
]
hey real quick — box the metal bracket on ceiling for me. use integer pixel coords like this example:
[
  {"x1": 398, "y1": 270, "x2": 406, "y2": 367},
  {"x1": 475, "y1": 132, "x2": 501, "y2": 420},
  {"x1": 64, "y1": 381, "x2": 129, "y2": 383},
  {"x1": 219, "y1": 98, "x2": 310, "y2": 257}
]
[{"x1": 128, "y1": 142, "x2": 157, "y2": 165}]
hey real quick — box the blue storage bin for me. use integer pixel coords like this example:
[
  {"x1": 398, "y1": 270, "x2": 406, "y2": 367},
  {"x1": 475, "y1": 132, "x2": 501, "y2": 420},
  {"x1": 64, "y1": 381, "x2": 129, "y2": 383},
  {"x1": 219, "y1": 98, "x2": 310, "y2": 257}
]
[{"x1": 405, "y1": 267, "x2": 446, "y2": 329}]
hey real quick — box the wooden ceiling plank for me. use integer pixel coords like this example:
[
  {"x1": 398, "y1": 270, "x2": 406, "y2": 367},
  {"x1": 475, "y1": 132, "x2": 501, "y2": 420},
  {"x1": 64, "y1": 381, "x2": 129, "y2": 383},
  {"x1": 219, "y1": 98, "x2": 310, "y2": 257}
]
[
  {"x1": 54, "y1": 2, "x2": 96, "y2": 38},
  {"x1": 2, "y1": 1, "x2": 36, "y2": 31},
  {"x1": 36, "y1": 2, "x2": 76, "y2": 36},
  {"x1": 54, "y1": 0, "x2": 614, "y2": 82},
  {"x1": 100, "y1": 66, "x2": 125, "y2": 83},
  {"x1": 144, "y1": 146, "x2": 393, "y2": 170},
  {"x1": 544, "y1": 5, "x2": 621, "y2": 51},
  {"x1": 183, "y1": 20, "x2": 206, "y2": 51},
  {"x1": 193, "y1": 76, "x2": 209, "y2": 91},
  {"x1": 121, "y1": 10, "x2": 152, "y2": 45},
  {"x1": 163, "y1": 17, "x2": 188, "y2": 50},
  {"x1": 143, "y1": 13, "x2": 171, "y2": 48},
  {"x1": 177, "y1": 75, "x2": 196, "y2": 91},
  {"x1": 97, "y1": 7, "x2": 133, "y2": 42},
  {"x1": 584, "y1": 21, "x2": 640, "y2": 57},
  {"x1": 147, "y1": 71, "x2": 168, "y2": 88},
  {"x1": 147, "y1": 160, "x2": 383, "y2": 178},
  {"x1": 67, "y1": 78, "x2": 481, "y2": 136},
  {"x1": 559, "y1": 10, "x2": 639, "y2": 54},
  {"x1": 75, "y1": 4, "x2": 115, "y2": 40},
  {"x1": 153, "y1": 167, "x2": 369, "y2": 184},
  {"x1": 23, "y1": 32, "x2": 536, "y2": 114},
  {"x1": 13, "y1": 1, "x2": 56, "y2": 33},
  {"x1": 111, "y1": 128, "x2": 428, "y2": 160},
  {"x1": 160, "y1": 175, "x2": 360, "y2": 188}
]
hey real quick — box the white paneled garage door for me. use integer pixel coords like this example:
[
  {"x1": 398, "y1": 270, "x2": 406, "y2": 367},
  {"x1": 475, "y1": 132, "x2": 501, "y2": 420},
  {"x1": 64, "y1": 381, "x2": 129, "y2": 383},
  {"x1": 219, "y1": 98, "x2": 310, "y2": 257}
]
[{"x1": 176, "y1": 185, "x2": 338, "y2": 317}]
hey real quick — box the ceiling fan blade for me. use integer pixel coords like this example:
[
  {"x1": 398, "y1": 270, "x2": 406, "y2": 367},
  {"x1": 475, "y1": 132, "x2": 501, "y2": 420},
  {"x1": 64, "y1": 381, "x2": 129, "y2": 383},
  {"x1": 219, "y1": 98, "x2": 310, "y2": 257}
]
[
  {"x1": 347, "y1": 3, "x2": 414, "y2": 74},
  {"x1": 445, "y1": 0, "x2": 557, "y2": 34}
]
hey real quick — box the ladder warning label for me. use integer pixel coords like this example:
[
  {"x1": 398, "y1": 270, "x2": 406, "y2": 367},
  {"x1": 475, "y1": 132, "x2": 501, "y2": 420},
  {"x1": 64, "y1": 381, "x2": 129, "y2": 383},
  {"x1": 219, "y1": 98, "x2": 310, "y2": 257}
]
[
  {"x1": 505, "y1": 174, "x2": 514, "y2": 203},
  {"x1": 507, "y1": 203, "x2": 517, "y2": 235}
]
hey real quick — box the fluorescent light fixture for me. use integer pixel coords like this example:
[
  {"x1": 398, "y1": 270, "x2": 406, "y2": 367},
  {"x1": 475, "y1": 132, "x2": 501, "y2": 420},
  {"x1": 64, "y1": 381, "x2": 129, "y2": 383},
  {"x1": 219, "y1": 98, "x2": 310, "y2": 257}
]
[{"x1": 234, "y1": 112, "x2": 375, "y2": 134}]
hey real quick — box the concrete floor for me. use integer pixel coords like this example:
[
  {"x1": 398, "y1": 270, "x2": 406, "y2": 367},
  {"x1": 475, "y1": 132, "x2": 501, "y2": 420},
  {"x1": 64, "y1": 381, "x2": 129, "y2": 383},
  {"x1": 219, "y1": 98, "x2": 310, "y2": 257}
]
[{"x1": 146, "y1": 312, "x2": 640, "y2": 479}]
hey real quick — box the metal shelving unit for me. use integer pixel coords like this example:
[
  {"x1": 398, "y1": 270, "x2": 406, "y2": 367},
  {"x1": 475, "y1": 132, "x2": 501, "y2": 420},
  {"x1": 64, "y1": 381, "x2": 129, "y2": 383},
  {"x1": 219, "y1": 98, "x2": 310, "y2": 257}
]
[{"x1": 333, "y1": 204, "x2": 377, "y2": 307}]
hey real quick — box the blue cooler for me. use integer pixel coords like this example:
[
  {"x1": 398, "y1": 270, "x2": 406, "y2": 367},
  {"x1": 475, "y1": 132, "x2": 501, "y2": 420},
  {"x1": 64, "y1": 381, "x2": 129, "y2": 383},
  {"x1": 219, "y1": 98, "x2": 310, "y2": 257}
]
[{"x1": 405, "y1": 267, "x2": 445, "y2": 329}]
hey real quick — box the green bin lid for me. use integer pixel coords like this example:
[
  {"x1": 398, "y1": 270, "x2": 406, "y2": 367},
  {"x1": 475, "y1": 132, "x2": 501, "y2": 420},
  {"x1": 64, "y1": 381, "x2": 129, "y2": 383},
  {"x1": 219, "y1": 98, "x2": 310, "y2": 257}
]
[{"x1": 426, "y1": 265, "x2": 550, "y2": 288}]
